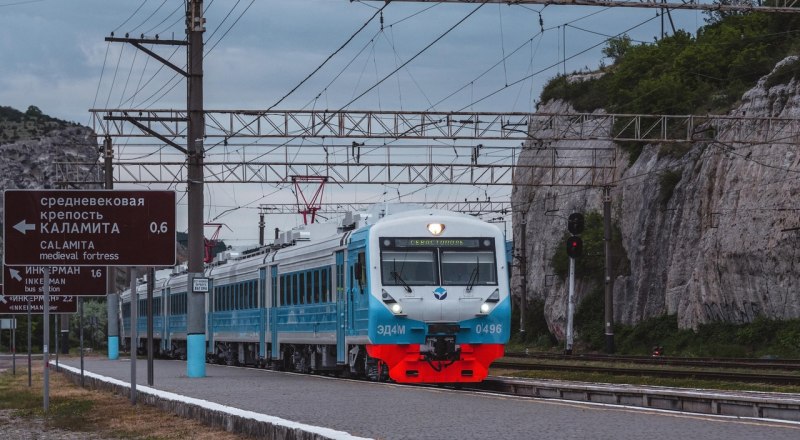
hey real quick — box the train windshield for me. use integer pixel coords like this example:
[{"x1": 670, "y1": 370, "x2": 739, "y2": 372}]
[
  {"x1": 379, "y1": 237, "x2": 499, "y2": 287},
  {"x1": 440, "y1": 251, "x2": 497, "y2": 286},
  {"x1": 380, "y1": 251, "x2": 437, "y2": 285}
]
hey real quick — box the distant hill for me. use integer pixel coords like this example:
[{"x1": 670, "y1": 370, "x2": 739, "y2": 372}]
[{"x1": 0, "y1": 105, "x2": 80, "y2": 145}]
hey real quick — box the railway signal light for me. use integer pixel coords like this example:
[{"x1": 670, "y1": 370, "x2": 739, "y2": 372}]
[
  {"x1": 568, "y1": 213, "x2": 584, "y2": 235},
  {"x1": 566, "y1": 236, "x2": 582, "y2": 259}
]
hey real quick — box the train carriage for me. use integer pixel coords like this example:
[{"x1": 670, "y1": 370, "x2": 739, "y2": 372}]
[{"x1": 118, "y1": 205, "x2": 510, "y2": 383}]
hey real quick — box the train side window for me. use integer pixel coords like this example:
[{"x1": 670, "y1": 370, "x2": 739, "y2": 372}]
[
  {"x1": 271, "y1": 267, "x2": 278, "y2": 308},
  {"x1": 313, "y1": 270, "x2": 320, "y2": 303},
  {"x1": 307, "y1": 270, "x2": 312, "y2": 303},
  {"x1": 299, "y1": 273, "x2": 304, "y2": 304},
  {"x1": 250, "y1": 281, "x2": 255, "y2": 309},
  {"x1": 323, "y1": 268, "x2": 330, "y2": 302},
  {"x1": 281, "y1": 275, "x2": 289, "y2": 306},
  {"x1": 354, "y1": 251, "x2": 366, "y2": 291},
  {"x1": 290, "y1": 273, "x2": 296, "y2": 305}
]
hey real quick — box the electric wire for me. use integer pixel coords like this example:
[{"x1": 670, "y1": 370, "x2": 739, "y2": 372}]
[
  {"x1": 266, "y1": 3, "x2": 390, "y2": 112},
  {"x1": 112, "y1": 0, "x2": 148, "y2": 34},
  {"x1": 144, "y1": 1, "x2": 184, "y2": 36},
  {"x1": 103, "y1": 43, "x2": 126, "y2": 109},
  {"x1": 205, "y1": 0, "x2": 243, "y2": 51},
  {"x1": 455, "y1": 13, "x2": 661, "y2": 112},
  {"x1": 337, "y1": 1, "x2": 488, "y2": 112},
  {"x1": 130, "y1": 0, "x2": 169, "y2": 35},
  {"x1": 206, "y1": 0, "x2": 256, "y2": 56}
]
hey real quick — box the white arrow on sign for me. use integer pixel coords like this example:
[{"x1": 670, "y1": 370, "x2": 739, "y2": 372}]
[
  {"x1": 13, "y1": 220, "x2": 36, "y2": 234},
  {"x1": 0, "y1": 295, "x2": 6, "y2": 304},
  {"x1": 9, "y1": 269, "x2": 22, "y2": 282}
]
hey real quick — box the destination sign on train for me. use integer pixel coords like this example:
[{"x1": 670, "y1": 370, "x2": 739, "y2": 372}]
[
  {"x1": 3, "y1": 265, "x2": 107, "y2": 296},
  {"x1": 0, "y1": 286, "x2": 78, "y2": 314},
  {"x1": 3, "y1": 190, "x2": 176, "y2": 267}
]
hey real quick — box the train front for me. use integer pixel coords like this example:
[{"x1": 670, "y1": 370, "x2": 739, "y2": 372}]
[{"x1": 365, "y1": 210, "x2": 510, "y2": 383}]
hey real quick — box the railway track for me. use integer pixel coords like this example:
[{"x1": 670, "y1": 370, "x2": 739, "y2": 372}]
[
  {"x1": 505, "y1": 351, "x2": 800, "y2": 371},
  {"x1": 494, "y1": 357, "x2": 800, "y2": 385}
]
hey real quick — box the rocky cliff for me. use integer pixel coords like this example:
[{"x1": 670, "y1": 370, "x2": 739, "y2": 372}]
[
  {"x1": 0, "y1": 109, "x2": 100, "y2": 266},
  {"x1": 512, "y1": 57, "x2": 800, "y2": 336}
]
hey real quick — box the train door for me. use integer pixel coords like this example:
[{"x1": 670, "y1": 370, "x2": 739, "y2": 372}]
[
  {"x1": 259, "y1": 267, "x2": 267, "y2": 359},
  {"x1": 335, "y1": 251, "x2": 346, "y2": 363},
  {"x1": 164, "y1": 287, "x2": 171, "y2": 350},
  {"x1": 270, "y1": 265, "x2": 279, "y2": 361},
  {"x1": 347, "y1": 249, "x2": 367, "y2": 335}
]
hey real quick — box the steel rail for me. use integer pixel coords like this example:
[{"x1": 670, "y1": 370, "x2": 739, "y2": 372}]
[{"x1": 492, "y1": 360, "x2": 800, "y2": 385}]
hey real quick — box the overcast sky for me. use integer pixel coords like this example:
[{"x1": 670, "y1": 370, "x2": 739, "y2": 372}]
[{"x1": 0, "y1": 0, "x2": 708, "y2": 246}]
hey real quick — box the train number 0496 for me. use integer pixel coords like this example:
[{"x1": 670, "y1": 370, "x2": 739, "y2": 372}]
[
  {"x1": 377, "y1": 324, "x2": 406, "y2": 336},
  {"x1": 474, "y1": 324, "x2": 502, "y2": 335}
]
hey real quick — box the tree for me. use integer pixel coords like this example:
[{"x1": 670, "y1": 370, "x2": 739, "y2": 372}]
[
  {"x1": 25, "y1": 105, "x2": 43, "y2": 118},
  {"x1": 602, "y1": 35, "x2": 633, "y2": 63}
]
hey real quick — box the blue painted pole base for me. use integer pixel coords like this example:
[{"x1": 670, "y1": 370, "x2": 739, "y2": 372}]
[
  {"x1": 108, "y1": 336, "x2": 119, "y2": 360},
  {"x1": 187, "y1": 334, "x2": 206, "y2": 378}
]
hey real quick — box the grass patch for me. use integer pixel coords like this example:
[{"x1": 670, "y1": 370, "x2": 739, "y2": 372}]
[{"x1": 0, "y1": 360, "x2": 251, "y2": 439}]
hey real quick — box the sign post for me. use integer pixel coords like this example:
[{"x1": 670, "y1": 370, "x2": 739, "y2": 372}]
[
  {"x1": 43, "y1": 268, "x2": 49, "y2": 412},
  {"x1": 80, "y1": 298, "x2": 84, "y2": 387},
  {"x1": 3, "y1": 189, "x2": 176, "y2": 410},
  {"x1": 147, "y1": 267, "x2": 154, "y2": 387},
  {"x1": 4, "y1": 266, "x2": 107, "y2": 296},
  {"x1": 130, "y1": 268, "x2": 137, "y2": 405},
  {"x1": 4, "y1": 190, "x2": 176, "y2": 267},
  {"x1": 12, "y1": 318, "x2": 16, "y2": 376},
  {"x1": 27, "y1": 300, "x2": 31, "y2": 387}
]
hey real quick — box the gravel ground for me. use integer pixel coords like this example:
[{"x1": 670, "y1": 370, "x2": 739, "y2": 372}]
[{"x1": 0, "y1": 409, "x2": 118, "y2": 440}]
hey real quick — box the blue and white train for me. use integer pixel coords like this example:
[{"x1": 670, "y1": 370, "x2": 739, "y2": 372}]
[{"x1": 120, "y1": 205, "x2": 511, "y2": 383}]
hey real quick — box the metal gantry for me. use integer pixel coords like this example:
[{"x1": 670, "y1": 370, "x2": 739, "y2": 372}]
[
  {"x1": 64, "y1": 107, "x2": 800, "y2": 188},
  {"x1": 89, "y1": 109, "x2": 800, "y2": 146},
  {"x1": 55, "y1": 146, "x2": 616, "y2": 187},
  {"x1": 370, "y1": 0, "x2": 800, "y2": 14},
  {"x1": 259, "y1": 200, "x2": 513, "y2": 215}
]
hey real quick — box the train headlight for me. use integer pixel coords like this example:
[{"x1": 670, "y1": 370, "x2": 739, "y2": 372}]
[
  {"x1": 382, "y1": 289, "x2": 406, "y2": 316},
  {"x1": 477, "y1": 289, "x2": 500, "y2": 316},
  {"x1": 427, "y1": 223, "x2": 445, "y2": 236}
]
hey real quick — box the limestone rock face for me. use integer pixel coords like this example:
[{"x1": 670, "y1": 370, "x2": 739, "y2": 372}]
[
  {"x1": 512, "y1": 57, "x2": 800, "y2": 336},
  {"x1": 0, "y1": 125, "x2": 99, "y2": 259}
]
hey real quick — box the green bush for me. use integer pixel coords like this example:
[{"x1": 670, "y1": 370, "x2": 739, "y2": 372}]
[
  {"x1": 540, "y1": 13, "x2": 800, "y2": 162},
  {"x1": 577, "y1": 314, "x2": 800, "y2": 358},
  {"x1": 510, "y1": 298, "x2": 557, "y2": 347}
]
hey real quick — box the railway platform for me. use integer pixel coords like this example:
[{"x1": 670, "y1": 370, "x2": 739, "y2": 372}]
[{"x1": 55, "y1": 357, "x2": 799, "y2": 440}]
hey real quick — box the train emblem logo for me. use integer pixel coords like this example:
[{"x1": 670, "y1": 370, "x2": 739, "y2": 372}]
[{"x1": 433, "y1": 287, "x2": 447, "y2": 300}]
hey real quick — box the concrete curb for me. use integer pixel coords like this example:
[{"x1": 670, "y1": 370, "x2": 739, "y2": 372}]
[
  {"x1": 483, "y1": 377, "x2": 800, "y2": 422},
  {"x1": 56, "y1": 362, "x2": 372, "y2": 440}
]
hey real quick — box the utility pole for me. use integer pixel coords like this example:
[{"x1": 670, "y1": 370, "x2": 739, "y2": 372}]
[
  {"x1": 105, "y1": 136, "x2": 120, "y2": 361},
  {"x1": 103, "y1": 1, "x2": 206, "y2": 378},
  {"x1": 518, "y1": 212, "x2": 527, "y2": 334},
  {"x1": 185, "y1": 0, "x2": 207, "y2": 378}
]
